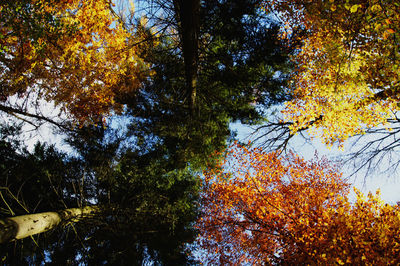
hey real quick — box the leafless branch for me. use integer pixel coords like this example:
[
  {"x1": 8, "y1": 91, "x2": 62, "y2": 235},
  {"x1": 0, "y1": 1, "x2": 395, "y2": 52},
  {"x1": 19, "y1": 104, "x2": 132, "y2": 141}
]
[
  {"x1": 0, "y1": 103, "x2": 73, "y2": 132},
  {"x1": 250, "y1": 115, "x2": 322, "y2": 153},
  {"x1": 343, "y1": 117, "x2": 400, "y2": 179}
]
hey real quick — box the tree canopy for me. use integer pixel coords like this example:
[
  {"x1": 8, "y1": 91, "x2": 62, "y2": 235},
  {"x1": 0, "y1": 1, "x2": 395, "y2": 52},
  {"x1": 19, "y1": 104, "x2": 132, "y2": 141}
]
[
  {"x1": 198, "y1": 143, "x2": 400, "y2": 264},
  {"x1": 262, "y1": 0, "x2": 400, "y2": 145},
  {"x1": 0, "y1": 0, "x2": 297, "y2": 264},
  {"x1": 0, "y1": 0, "x2": 154, "y2": 123},
  {"x1": 0, "y1": 124, "x2": 199, "y2": 264},
  {"x1": 2, "y1": 0, "x2": 399, "y2": 264},
  {"x1": 119, "y1": 0, "x2": 295, "y2": 169}
]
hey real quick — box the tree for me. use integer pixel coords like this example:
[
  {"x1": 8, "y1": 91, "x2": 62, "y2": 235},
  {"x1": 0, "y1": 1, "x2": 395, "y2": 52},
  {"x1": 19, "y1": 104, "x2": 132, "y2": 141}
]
[
  {"x1": 0, "y1": 127, "x2": 98, "y2": 264},
  {"x1": 120, "y1": 0, "x2": 296, "y2": 169},
  {"x1": 0, "y1": 125, "x2": 199, "y2": 265},
  {"x1": 261, "y1": 0, "x2": 400, "y2": 146},
  {"x1": 197, "y1": 143, "x2": 400, "y2": 264},
  {"x1": 172, "y1": 0, "x2": 200, "y2": 112},
  {"x1": 0, "y1": 1, "x2": 298, "y2": 263},
  {"x1": 0, "y1": 206, "x2": 100, "y2": 244},
  {"x1": 65, "y1": 123, "x2": 201, "y2": 265},
  {"x1": 0, "y1": 0, "x2": 154, "y2": 124}
]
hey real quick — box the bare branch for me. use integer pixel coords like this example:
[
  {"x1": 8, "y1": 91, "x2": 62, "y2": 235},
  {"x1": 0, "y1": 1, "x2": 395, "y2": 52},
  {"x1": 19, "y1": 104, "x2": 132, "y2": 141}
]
[
  {"x1": 251, "y1": 115, "x2": 322, "y2": 153},
  {"x1": 343, "y1": 118, "x2": 400, "y2": 178},
  {"x1": 0, "y1": 104, "x2": 73, "y2": 132}
]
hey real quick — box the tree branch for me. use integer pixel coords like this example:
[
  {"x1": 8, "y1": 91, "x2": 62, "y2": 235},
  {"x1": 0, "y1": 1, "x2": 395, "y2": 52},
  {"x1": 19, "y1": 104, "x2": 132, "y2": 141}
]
[{"x1": 0, "y1": 104, "x2": 72, "y2": 131}]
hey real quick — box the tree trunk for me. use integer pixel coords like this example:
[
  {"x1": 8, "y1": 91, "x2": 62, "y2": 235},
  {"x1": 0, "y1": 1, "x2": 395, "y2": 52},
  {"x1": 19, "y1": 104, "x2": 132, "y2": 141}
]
[
  {"x1": 173, "y1": 0, "x2": 200, "y2": 113},
  {"x1": 0, "y1": 206, "x2": 100, "y2": 244}
]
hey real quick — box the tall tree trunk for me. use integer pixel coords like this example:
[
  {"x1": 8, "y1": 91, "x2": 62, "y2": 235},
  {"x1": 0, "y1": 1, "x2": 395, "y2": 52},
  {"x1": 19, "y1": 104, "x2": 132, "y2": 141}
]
[
  {"x1": 173, "y1": 0, "x2": 200, "y2": 113},
  {"x1": 0, "y1": 206, "x2": 100, "y2": 244}
]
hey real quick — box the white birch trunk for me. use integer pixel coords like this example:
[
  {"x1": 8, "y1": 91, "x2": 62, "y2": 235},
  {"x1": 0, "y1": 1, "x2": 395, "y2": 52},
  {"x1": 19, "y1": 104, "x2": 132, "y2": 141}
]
[{"x1": 0, "y1": 206, "x2": 100, "y2": 243}]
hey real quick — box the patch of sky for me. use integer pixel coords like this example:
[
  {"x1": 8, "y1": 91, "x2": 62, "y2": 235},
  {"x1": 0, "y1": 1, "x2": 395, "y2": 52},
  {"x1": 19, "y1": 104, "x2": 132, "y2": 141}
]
[
  {"x1": 230, "y1": 108, "x2": 400, "y2": 205},
  {"x1": 1, "y1": 94, "x2": 71, "y2": 153}
]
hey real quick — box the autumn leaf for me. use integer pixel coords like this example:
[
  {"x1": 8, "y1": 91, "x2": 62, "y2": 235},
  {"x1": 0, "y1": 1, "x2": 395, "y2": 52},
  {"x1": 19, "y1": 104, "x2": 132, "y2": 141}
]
[
  {"x1": 0, "y1": 0, "x2": 158, "y2": 124},
  {"x1": 350, "y1": 4, "x2": 359, "y2": 13},
  {"x1": 197, "y1": 143, "x2": 400, "y2": 264},
  {"x1": 261, "y1": 0, "x2": 400, "y2": 146}
]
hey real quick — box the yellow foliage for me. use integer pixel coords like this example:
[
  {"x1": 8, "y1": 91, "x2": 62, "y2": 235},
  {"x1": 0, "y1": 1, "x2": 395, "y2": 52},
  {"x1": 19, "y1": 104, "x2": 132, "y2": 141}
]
[
  {"x1": 262, "y1": 0, "x2": 400, "y2": 145},
  {"x1": 0, "y1": 0, "x2": 157, "y2": 124}
]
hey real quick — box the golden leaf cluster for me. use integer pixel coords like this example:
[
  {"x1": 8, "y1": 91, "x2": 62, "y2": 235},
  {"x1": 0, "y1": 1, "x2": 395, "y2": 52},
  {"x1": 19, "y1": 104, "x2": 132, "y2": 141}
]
[
  {"x1": 262, "y1": 0, "x2": 400, "y2": 145},
  {"x1": 0, "y1": 0, "x2": 156, "y2": 123}
]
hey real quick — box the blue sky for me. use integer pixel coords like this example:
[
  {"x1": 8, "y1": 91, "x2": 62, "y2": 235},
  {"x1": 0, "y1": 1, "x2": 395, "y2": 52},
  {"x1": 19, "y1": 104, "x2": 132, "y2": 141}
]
[
  {"x1": 230, "y1": 121, "x2": 400, "y2": 205},
  {"x1": 13, "y1": 0, "x2": 399, "y2": 206},
  {"x1": 17, "y1": 105, "x2": 400, "y2": 206}
]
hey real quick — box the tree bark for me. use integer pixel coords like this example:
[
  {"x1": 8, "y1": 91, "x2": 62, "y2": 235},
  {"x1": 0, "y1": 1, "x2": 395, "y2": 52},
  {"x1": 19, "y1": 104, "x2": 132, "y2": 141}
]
[
  {"x1": 172, "y1": 0, "x2": 200, "y2": 113},
  {"x1": 0, "y1": 206, "x2": 100, "y2": 244}
]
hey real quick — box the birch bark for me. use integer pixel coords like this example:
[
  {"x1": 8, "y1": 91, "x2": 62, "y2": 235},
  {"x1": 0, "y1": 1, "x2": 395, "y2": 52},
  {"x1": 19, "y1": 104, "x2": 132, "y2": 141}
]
[{"x1": 0, "y1": 206, "x2": 100, "y2": 243}]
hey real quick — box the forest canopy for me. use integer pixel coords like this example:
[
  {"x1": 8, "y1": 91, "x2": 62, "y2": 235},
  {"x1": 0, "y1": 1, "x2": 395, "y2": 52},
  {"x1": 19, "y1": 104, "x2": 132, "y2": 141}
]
[{"x1": 1, "y1": 0, "x2": 399, "y2": 264}]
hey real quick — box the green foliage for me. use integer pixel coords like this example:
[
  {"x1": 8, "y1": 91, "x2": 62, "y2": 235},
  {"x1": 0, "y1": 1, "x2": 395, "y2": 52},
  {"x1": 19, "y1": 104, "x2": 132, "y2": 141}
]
[
  {"x1": 85, "y1": 149, "x2": 200, "y2": 265},
  {"x1": 0, "y1": 127, "x2": 87, "y2": 264},
  {"x1": 121, "y1": 0, "x2": 294, "y2": 170},
  {"x1": 200, "y1": 0, "x2": 293, "y2": 118},
  {"x1": 0, "y1": 0, "x2": 296, "y2": 264},
  {"x1": 0, "y1": 124, "x2": 199, "y2": 265},
  {"x1": 66, "y1": 124, "x2": 201, "y2": 264}
]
